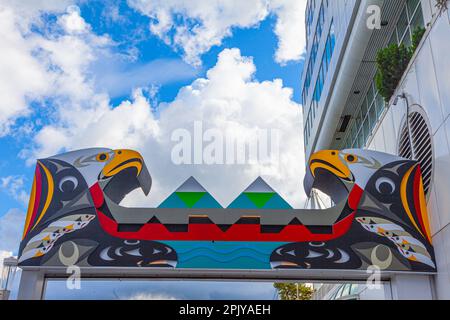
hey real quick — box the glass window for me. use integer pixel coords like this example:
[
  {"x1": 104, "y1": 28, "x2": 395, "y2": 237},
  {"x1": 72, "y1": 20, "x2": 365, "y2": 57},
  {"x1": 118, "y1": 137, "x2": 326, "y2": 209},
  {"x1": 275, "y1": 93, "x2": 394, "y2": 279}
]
[
  {"x1": 354, "y1": 110, "x2": 362, "y2": 131},
  {"x1": 306, "y1": 0, "x2": 315, "y2": 37},
  {"x1": 330, "y1": 21, "x2": 336, "y2": 51},
  {"x1": 363, "y1": 117, "x2": 370, "y2": 142},
  {"x1": 369, "y1": 104, "x2": 377, "y2": 131},
  {"x1": 317, "y1": 4, "x2": 325, "y2": 37},
  {"x1": 341, "y1": 284, "x2": 352, "y2": 297},
  {"x1": 325, "y1": 39, "x2": 331, "y2": 64},
  {"x1": 347, "y1": 138, "x2": 352, "y2": 149},
  {"x1": 334, "y1": 285, "x2": 345, "y2": 299},
  {"x1": 318, "y1": 68, "x2": 322, "y2": 91},
  {"x1": 322, "y1": 54, "x2": 328, "y2": 73},
  {"x1": 358, "y1": 130, "x2": 364, "y2": 147},
  {"x1": 361, "y1": 97, "x2": 368, "y2": 116},
  {"x1": 376, "y1": 93, "x2": 385, "y2": 118},
  {"x1": 407, "y1": 0, "x2": 421, "y2": 17},
  {"x1": 402, "y1": 32, "x2": 412, "y2": 46},
  {"x1": 302, "y1": 13, "x2": 335, "y2": 111},
  {"x1": 328, "y1": 288, "x2": 338, "y2": 300},
  {"x1": 320, "y1": 65, "x2": 325, "y2": 86},
  {"x1": 397, "y1": 8, "x2": 409, "y2": 42},
  {"x1": 350, "y1": 284, "x2": 359, "y2": 296},
  {"x1": 348, "y1": 123, "x2": 355, "y2": 144},
  {"x1": 395, "y1": 0, "x2": 424, "y2": 46},
  {"x1": 388, "y1": 30, "x2": 398, "y2": 45},
  {"x1": 371, "y1": 82, "x2": 377, "y2": 100},
  {"x1": 367, "y1": 86, "x2": 374, "y2": 106},
  {"x1": 411, "y1": 6, "x2": 424, "y2": 30}
]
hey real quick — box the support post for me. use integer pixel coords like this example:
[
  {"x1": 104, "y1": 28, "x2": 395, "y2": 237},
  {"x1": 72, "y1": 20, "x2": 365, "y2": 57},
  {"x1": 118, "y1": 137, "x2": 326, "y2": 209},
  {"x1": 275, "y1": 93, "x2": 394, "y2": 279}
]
[
  {"x1": 17, "y1": 270, "x2": 46, "y2": 300},
  {"x1": 390, "y1": 274, "x2": 434, "y2": 300}
]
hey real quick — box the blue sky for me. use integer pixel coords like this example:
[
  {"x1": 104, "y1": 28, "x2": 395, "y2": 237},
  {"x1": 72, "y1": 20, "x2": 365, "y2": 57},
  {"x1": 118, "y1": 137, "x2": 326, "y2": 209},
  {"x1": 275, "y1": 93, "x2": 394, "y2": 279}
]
[
  {"x1": 79, "y1": 0, "x2": 304, "y2": 103},
  {"x1": 0, "y1": 0, "x2": 307, "y2": 299}
]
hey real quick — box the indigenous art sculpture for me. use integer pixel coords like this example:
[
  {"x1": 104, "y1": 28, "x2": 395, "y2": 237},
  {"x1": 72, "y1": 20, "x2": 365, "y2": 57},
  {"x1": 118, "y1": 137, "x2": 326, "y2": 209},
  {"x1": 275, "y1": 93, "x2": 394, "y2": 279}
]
[{"x1": 18, "y1": 148, "x2": 435, "y2": 272}]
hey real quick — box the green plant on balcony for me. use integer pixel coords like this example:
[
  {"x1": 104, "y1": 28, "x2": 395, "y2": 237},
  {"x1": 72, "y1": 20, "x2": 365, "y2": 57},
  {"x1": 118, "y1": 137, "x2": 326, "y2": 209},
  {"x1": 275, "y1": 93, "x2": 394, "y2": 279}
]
[
  {"x1": 411, "y1": 26, "x2": 426, "y2": 52},
  {"x1": 375, "y1": 43, "x2": 412, "y2": 102},
  {"x1": 375, "y1": 27, "x2": 426, "y2": 102}
]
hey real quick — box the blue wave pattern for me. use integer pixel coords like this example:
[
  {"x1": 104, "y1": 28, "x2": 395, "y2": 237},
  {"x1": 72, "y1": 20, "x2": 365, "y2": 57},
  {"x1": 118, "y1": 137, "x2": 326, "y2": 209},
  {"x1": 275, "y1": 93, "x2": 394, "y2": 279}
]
[{"x1": 165, "y1": 241, "x2": 287, "y2": 269}]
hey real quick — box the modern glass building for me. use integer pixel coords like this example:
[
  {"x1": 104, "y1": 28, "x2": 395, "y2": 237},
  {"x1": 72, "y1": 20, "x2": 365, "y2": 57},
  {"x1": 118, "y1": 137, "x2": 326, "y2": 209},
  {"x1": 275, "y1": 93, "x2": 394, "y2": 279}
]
[
  {"x1": 302, "y1": 0, "x2": 428, "y2": 158},
  {"x1": 302, "y1": 0, "x2": 450, "y2": 299},
  {"x1": 313, "y1": 282, "x2": 388, "y2": 300}
]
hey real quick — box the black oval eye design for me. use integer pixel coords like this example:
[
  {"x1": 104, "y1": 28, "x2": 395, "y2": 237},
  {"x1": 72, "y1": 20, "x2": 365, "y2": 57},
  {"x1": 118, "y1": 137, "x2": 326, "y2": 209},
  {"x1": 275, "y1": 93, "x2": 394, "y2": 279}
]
[
  {"x1": 59, "y1": 176, "x2": 79, "y2": 192},
  {"x1": 96, "y1": 152, "x2": 110, "y2": 162},
  {"x1": 345, "y1": 154, "x2": 358, "y2": 163},
  {"x1": 375, "y1": 177, "x2": 396, "y2": 195}
]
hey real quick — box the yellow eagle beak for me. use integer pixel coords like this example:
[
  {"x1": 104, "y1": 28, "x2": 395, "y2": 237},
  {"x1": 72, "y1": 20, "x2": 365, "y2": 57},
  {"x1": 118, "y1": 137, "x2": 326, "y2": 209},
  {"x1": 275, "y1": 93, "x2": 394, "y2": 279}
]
[
  {"x1": 309, "y1": 150, "x2": 353, "y2": 182},
  {"x1": 101, "y1": 149, "x2": 152, "y2": 196},
  {"x1": 102, "y1": 149, "x2": 144, "y2": 178}
]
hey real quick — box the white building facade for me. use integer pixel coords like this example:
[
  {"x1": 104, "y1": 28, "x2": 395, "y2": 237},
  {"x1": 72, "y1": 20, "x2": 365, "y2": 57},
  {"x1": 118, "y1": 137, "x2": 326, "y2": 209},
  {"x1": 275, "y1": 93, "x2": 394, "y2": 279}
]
[{"x1": 302, "y1": 0, "x2": 450, "y2": 299}]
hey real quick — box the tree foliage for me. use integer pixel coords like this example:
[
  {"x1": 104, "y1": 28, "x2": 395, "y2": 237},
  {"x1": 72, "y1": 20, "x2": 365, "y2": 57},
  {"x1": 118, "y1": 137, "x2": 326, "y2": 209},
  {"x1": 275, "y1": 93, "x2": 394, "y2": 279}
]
[
  {"x1": 411, "y1": 26, "x2": 426, "y2": 52},
  {"x1": 375, "y1": 27, "x2": 425, "y2": 102},
  {"x1": 274, "y1": 283, "x2": 314, "y2": 300},
  {"x1": 375, "y1": 43, "x2": 411, "y2": 102}
]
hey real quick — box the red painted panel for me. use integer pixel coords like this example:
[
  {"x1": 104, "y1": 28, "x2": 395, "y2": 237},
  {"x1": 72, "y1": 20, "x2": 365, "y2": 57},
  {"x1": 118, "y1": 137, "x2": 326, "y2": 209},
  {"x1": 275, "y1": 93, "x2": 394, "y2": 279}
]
[{"x1": 96, "y1": 208, "x2": 355, "y2": 243}]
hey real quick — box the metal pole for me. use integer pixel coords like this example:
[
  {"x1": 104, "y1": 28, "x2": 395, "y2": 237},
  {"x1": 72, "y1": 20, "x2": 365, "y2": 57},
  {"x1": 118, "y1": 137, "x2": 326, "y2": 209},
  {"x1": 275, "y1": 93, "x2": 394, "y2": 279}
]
[
  {"x1": 4, "y1": 267, "x2": 10, "y2": 290},
  {"x1": 398, "y1": 92, "x2": 415, "y2": 159}
]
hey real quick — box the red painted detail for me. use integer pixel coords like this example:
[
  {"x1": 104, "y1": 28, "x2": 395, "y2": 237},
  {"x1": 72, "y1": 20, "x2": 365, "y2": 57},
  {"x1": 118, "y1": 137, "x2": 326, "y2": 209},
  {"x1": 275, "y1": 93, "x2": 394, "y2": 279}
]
[
  {"x1": 89, "y1": 183, "x2": 104, "y2": 208},
  {"x1": 333, "y1": 212, "x2": 356, "y2": 235},
  {"x1": 95, "y1": 209, "x2": 355, "y2": 243},
  {"x1": 97, "y1": 209, "x2": 118, "y2": 234},
  {"x1": 348, "y1": 184, "x2": 363, "y2": 210},
  {"x1": 27, "y1": 165, "x2": 42, "y2": 235},
  {"x1": 413, "y1": 166, "x2": 425, "y2": 233}
]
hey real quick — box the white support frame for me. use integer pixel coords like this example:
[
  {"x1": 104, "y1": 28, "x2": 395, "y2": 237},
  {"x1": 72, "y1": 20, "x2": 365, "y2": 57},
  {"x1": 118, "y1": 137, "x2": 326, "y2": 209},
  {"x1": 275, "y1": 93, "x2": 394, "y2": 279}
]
[{"x1": 17, "y1": 266, "x2": 435, "y2": 300}]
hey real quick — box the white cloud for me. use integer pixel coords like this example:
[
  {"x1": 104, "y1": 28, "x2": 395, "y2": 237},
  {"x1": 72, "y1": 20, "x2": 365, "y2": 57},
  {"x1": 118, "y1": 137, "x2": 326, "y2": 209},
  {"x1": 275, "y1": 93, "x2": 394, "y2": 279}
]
[
  {"x1": 0, "y1": 3, "x2": 194, "y2": 137},
  {"x1": 1, "y1": 1, "x2": 306, "y2": 208},
  {"x1": 127, "y1": 0, "x2": 307, "y2": 65},
  {"x1": 0, "y1": 0, "x2": 74, "y2": 27},
  {"x1": 269, "y1": 0, "x2": 307, "y2": 64},
  {"x1": 58, "y1": 5, "x2": 90, "y2": 34},
  {"x1": 0, "y1": 2, "x2": 307, "y2": 300},
  {"x1": 26, "y1": 48, "x2": 305, "y2": 207},
  {"x1": 0, "y1": 6, "x2": 52, "y2": 136},
  {"x1": 0, "y1": 176, "x2": 29, "y2": 207},
  {"x1": 0, "y1": 2, "x2": 109, "y2": 136},
  {"x1": 0, "y1": 209, "x2": 25, "y2": 255}
]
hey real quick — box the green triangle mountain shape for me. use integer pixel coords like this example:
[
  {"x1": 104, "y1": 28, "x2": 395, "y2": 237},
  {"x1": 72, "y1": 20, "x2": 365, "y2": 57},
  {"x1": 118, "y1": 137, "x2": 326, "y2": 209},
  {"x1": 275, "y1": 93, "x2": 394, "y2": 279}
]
[
  {"x1": 175, "y1": 192, "x2": 206, "y2": 208},
  {"x1": 244, "y1": 192, "x2": 275, "y2": 208}
]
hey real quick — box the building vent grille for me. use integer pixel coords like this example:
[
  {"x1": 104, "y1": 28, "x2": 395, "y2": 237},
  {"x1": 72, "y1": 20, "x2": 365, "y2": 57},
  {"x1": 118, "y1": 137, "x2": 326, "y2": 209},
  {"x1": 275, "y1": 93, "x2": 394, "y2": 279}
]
[{"x1": 398, "y1": 111, "x2": 433, "y2": 196}]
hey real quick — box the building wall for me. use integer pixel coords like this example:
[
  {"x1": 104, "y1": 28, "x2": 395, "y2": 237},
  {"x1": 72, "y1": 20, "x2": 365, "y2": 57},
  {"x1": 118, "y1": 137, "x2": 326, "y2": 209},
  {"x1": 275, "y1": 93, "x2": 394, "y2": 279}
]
[
  {"x1": 301, "y1": 0, "x2": 359, "y2": 155},
  {"x1": 366, "y1": 5, "x2": 450, "y2": 298}
]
